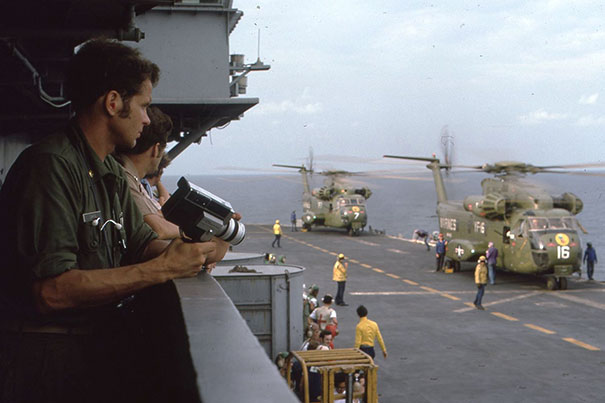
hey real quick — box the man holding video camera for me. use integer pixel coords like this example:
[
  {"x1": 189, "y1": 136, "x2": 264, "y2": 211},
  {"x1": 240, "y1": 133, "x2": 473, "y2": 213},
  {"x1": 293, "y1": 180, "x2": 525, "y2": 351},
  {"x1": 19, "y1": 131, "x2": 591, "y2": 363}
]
[{"x1": 0, "y1": 39, "x2": 228, "y2": 402}]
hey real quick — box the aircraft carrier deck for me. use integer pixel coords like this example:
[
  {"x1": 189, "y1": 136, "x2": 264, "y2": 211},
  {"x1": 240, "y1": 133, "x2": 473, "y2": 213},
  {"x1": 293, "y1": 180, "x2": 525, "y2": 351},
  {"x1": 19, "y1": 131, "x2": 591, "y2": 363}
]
[{"x1": 242, "y1": 224, "x2": 605, "y2": 403}]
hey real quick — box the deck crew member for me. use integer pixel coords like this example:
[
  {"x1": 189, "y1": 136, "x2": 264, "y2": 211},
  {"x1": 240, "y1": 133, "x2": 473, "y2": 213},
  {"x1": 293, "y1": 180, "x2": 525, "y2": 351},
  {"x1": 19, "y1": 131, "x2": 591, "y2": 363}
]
[
  {"x1": 354, "y1": 305, "x2": 387, "y2": 359},
  {"x1": 333, "y1": 253, "x2": 349, "y2": 306},
  {"x1": 435, "y1": 233, "x2": 448, "y2": 272},
  {"x1": 473, "y1": 256, "x2": 488, "y2": 310},
  {"x1": 583, "y1": 242, "x2": 598, "y2": 280},
  {"x1": 272, "y1": 219, "x2": 282, "y2": 247}
]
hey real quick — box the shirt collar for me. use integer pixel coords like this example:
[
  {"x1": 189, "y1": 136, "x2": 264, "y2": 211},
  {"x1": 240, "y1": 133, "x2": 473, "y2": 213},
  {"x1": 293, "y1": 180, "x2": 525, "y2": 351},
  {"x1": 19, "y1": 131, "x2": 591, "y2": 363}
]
[
  {"x1": 115, "y1": 154, "x2": 139, "y2": 182},
  {"x1": 69, "y1": 121, "x2": 116, "y2": 181}
]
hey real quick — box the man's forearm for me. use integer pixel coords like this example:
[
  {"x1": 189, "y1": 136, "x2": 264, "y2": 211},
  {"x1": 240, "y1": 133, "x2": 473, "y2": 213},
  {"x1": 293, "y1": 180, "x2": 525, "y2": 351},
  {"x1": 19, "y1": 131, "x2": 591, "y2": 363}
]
[
  {"x1": 33, "y1": 238, "x2": 226, "y2": 313},
  {"x1": 144, "y1": 214, "x2": 180, "y2": 240},
  {"x1": 156, "y1": 181, "x2": 170, "y2": 206},
  {"x1": 33, "y1": 259, "x2": 170, "y2": 313}
]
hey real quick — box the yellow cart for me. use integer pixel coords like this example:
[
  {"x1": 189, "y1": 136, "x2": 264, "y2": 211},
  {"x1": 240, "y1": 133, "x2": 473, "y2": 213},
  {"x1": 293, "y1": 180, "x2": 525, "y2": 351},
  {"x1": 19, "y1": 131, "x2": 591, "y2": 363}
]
[{"x1": 285, "y1": 348, "x2": 378, "y2": 403}]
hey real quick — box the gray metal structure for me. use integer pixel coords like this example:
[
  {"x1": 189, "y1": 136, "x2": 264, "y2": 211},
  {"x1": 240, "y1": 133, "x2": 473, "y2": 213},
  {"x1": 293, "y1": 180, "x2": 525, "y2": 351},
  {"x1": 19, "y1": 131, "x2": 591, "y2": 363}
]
[
  {"x1": 217, "y1": 251, "x2": 267, "y2": 266},
  {"x1": 213, "y1": 265, "x2": 305, "y2": 359},
  {"x1": 175, "y1": 273, "x2": 298, "y2": 402}
]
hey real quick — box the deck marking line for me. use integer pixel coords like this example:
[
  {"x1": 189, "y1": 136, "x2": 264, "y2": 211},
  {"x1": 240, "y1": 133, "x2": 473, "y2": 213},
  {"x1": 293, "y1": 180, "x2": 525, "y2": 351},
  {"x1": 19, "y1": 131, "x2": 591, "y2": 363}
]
[
  {"x1": 524, "y1": 324, "x2": 556, "y2": 335},
  {"x1": 387, "y1": 248, "x2": 409, "y2": 255},
  {"x1": 440, "y1": 293, "x2": 460, "y2": 301},
  {"x1": 490, "y1": 312, "x2": 519, "y2": 321},
  {"x1": 328, "y1": 252, "x2": 338, "y2": 256},
  {"x1": 351, "y1": 291, "x2": 440, "y2": 296},
  {"x1": 386, "y1": 273, "x2": 400, "y2": 279},
  {"x1": 372, "y1": 268, "x2": 384, "y2": 273},
  {"x1": 551, "y1": 293, "x2": 605, "y2": 311},
  {"x1": 463, "y1": 302, "x2": 475, "y2": 308},
  {"x1": 403, "y1": 279, "x2": 419, "y2": 286},
  {"x1": 355, "y1": 240, "x2": 379, "y2": 246},
  {"x1": 349, "y1": 259, "x2": 360, "y2": 264},
  {"x1": 562, "y1": 338, "x2": 600, "y2": 351},
  {"x1": 454, "y1": 291, "x2": 543, "y2": 312},
  {"x1": 360, "y1": 263, "x2": 372, "y2": 269},
  {"x1": 420, "y1": 286, "x2": 439, "y2": 293}
]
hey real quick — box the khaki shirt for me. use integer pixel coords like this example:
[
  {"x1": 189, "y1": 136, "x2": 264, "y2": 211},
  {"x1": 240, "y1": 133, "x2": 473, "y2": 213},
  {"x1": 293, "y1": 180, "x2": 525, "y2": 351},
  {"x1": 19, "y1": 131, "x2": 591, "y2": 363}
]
[
  {"x1": 0, "y1": 123, "x2": 157, "y2": 319},
  {"x1": 115, "y1": 155, "x2": 162, "y2": 216}
]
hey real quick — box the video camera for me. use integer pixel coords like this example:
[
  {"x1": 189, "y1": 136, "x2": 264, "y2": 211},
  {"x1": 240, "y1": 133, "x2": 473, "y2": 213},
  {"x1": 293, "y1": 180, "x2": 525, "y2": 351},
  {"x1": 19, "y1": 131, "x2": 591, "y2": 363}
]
[{"x1": 162, "y1": 177, "x2": 245, "y2": 245}]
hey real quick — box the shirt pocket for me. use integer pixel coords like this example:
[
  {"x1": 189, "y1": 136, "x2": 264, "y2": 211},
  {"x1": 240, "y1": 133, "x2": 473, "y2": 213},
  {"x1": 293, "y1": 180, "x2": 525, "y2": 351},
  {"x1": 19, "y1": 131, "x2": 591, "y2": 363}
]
[{"x1": 79, "y1": 222, "x2": 101, "y2": 253}]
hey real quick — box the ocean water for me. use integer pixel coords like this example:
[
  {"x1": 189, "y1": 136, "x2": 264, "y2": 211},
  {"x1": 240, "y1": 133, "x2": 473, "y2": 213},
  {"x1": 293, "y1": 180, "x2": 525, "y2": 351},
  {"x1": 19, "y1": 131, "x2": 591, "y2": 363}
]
[{"x1": 162, "y1": 173, "x2": 605, "y2": 280}]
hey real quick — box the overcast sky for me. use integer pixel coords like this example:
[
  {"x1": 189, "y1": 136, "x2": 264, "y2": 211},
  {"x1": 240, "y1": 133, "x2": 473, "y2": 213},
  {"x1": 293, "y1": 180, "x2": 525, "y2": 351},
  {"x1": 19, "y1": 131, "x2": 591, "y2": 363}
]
[{"x1": 168, "y1": 0, "x2": 605, "y2": 176}]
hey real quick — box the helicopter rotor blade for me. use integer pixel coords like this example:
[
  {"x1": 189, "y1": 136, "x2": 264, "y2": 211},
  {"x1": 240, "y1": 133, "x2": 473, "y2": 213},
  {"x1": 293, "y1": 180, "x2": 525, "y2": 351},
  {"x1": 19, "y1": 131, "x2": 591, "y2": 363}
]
[
  {"x1": 272, "y1": 163, "x2": 312, "y2": 173},
  {"x1": 383, "y1": 155, "x2": 439, "y2": 163},
  {"x1": 535, "y1": 162, "x2": 605, "y2": 170}
]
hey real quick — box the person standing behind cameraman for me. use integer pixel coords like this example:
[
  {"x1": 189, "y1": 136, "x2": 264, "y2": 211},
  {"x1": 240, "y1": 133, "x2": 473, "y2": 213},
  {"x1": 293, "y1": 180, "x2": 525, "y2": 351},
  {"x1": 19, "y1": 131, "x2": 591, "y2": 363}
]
[
  {"x1": 0, "y1": 38, "x2": 229, "y2": 403},
  {"x1": 115, "y1": 106, "x2": 180, "y2": 240}
]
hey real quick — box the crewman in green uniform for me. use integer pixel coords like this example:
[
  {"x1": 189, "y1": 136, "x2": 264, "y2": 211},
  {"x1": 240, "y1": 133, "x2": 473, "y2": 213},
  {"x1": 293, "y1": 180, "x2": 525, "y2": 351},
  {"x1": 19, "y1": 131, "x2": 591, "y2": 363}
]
[{"x1": 0, "y1": 39, "x2": 229, "y2": 403}]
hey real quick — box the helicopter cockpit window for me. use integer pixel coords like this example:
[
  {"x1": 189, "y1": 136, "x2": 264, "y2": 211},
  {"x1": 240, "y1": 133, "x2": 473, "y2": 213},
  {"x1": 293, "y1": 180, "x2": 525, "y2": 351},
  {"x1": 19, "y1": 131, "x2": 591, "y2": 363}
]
[
  {"x1": 528, "y1": 218, "x2": 548, "y2": 230},
  {"x1": 548, "y1": 218, "x2": 567, "y2": 230},
  {"x1": 526, "y1": 217, "x2": 575, "y2": 231},
  {"x1": 561, "y1": 217, "x2": 576, "y2": 229}
]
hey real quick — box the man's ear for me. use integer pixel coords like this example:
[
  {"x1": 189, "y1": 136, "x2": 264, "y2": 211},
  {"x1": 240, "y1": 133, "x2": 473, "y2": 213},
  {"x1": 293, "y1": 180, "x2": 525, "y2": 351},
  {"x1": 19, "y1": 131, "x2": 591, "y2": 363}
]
[
  {"x1": 151, "y1": 143, "x2": 162, "y2": 158},
  {"x1": 104, "y1": 90, "x2": 123, "y2": 117}
]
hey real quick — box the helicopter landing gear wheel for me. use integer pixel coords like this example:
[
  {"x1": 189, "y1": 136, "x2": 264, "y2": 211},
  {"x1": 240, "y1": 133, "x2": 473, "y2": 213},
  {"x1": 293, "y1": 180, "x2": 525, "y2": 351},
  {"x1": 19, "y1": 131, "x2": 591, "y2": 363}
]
[
  {"x1": 546, "y1": 276, "x2": 558, "y2": 291},
  {"x1": 558, "y1": 277, "x2": 568, "y2": 290},
  {"x1": 453, "y1": 261, "x2": 461, "y2": 272},
  {"x1": 302, "y1": 224, "x2": 312, "y2": 232}
]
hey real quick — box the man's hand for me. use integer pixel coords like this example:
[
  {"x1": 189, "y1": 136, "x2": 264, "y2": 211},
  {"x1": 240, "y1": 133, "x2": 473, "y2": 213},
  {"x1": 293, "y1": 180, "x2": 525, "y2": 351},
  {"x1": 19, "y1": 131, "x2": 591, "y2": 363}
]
[
  {"x1": 383, "y1": 351, "x2": 388, "y2": 359},
  {"x1": 158, "y1": 238, "x2": 216, "y2": 279}
]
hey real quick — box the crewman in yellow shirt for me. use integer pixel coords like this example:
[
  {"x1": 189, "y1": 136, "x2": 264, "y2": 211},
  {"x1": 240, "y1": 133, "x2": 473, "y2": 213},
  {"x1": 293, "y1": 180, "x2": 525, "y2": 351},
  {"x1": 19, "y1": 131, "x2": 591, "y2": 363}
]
[
  {"x1": 333, "y1": 253, "x2": 348, "y2": 306},
  {"x1": 354, "y1": 305, "x2": 387, "y2": 359},
  {"x1": 272, "y1": 219, "x2": 282, "y2": 248}
]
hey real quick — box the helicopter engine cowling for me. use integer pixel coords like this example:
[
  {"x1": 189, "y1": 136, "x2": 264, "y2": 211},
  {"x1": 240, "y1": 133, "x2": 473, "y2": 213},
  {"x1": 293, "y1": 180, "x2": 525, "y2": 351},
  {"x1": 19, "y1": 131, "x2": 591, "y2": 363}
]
[
  {"x1": 552, "y1": 192, "x2": 583, "y2": 215},
  {"x1": 316, "y1": 186, "x2": 335, "y2": 201},
  {"x1": 354, "y1": 187, "x2": 372, "y2": 199},
  {"x1": 463, "y1": 193, "x2": 507, "y2": 219}
]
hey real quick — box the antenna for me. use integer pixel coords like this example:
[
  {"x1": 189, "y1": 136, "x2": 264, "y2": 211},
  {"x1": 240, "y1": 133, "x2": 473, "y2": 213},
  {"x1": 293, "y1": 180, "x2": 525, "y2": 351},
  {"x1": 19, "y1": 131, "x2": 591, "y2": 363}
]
[{"x1": 257, "y1": 29, "x2": 261, "y2": 61}]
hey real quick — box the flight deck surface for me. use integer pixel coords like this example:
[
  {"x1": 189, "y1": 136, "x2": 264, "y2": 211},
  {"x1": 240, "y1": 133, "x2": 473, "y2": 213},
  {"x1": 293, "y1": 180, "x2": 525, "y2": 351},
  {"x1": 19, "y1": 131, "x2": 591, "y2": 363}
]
[{"x1": 239, "y1": 225, "x2": 605, "y2": 403}]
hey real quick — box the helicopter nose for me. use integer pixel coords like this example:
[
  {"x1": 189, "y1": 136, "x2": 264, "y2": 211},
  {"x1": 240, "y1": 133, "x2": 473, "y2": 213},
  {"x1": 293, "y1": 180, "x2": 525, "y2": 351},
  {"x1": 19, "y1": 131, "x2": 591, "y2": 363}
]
[{"x1": 341, "y1": 208, "x2": 366, "y2": 221}]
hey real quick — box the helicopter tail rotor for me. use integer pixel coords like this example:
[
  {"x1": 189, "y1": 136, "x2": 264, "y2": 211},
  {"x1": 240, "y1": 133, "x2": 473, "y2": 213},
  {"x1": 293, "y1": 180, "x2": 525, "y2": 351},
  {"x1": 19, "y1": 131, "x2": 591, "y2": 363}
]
[{"x1": 440, "y1": 125, "x2": 454, "y2": 175}]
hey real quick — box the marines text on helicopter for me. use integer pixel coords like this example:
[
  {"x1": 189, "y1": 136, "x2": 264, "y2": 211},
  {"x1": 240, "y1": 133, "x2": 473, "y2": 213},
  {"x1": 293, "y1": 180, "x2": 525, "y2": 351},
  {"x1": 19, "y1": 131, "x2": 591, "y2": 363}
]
[
  {"x1": 383, "y1": 154, "x2": 601, "y2": 290},
  {"x1": 272, "y1": 163, "x2": 372, "y2": 236}
]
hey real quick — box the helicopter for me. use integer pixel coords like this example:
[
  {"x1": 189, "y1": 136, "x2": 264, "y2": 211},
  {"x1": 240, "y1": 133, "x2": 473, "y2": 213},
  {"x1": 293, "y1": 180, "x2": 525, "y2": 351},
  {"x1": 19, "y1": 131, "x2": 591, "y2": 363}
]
[
  {"x1": 383, "y1": 154, "x2": 601, "y2": 290},
  {"x1": 272, "y1": 163, "x2": 372, "y2": 236}
]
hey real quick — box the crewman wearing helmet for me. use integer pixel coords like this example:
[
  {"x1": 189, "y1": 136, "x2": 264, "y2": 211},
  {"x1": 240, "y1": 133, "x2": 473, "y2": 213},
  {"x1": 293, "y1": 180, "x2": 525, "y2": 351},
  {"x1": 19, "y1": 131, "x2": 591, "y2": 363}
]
[
  {"x1": 272, "y1": 219, "x2": 282, "y2": 248},
  {"x1": 333, "y1": 253, "x2": 348, "y2": 306}
]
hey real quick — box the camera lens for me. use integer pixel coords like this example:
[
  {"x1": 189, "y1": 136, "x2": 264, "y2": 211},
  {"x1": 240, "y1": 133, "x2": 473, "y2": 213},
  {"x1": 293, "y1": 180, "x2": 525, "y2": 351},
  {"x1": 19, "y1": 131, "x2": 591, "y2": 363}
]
[{"x1": 217, "y1": 218, "x2": 246, "y2": 245}]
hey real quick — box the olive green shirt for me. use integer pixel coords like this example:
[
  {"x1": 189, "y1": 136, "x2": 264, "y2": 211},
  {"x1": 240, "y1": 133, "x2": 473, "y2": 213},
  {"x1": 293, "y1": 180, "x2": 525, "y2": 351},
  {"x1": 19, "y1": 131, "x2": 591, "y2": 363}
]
[{"x1": 0, "y1": 122, "x2": 157, "y2": 318}]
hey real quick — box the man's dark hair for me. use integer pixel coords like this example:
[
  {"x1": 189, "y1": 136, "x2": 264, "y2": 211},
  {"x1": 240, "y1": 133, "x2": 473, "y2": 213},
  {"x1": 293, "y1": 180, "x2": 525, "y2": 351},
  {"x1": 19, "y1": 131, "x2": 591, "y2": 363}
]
[
  {"x1": 356, "y1": 305, "x2": 368, "y2": 317},
  {"x1": 66, "y1": 38, "x2": 160, "y2": 114},
  {"x1": 322, "y1": 295, "x2": 333, "y2": 304},
  {"x1": 125, "y1": 106, "x2": 172, "y2": 155},
  {"x1": 320, "y1": 330, "x2": 331, "y2": 340}
]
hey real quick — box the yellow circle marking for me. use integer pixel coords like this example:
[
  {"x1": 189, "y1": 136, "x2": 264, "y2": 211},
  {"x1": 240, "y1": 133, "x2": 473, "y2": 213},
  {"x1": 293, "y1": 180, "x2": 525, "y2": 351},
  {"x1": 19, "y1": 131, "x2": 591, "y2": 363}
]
[
  {"x1": 555, "y1": 233, "x2": 570, "y2": 246},
  {"x1": 352, "y1": 206, "x2": 360, "y2": 212}
]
